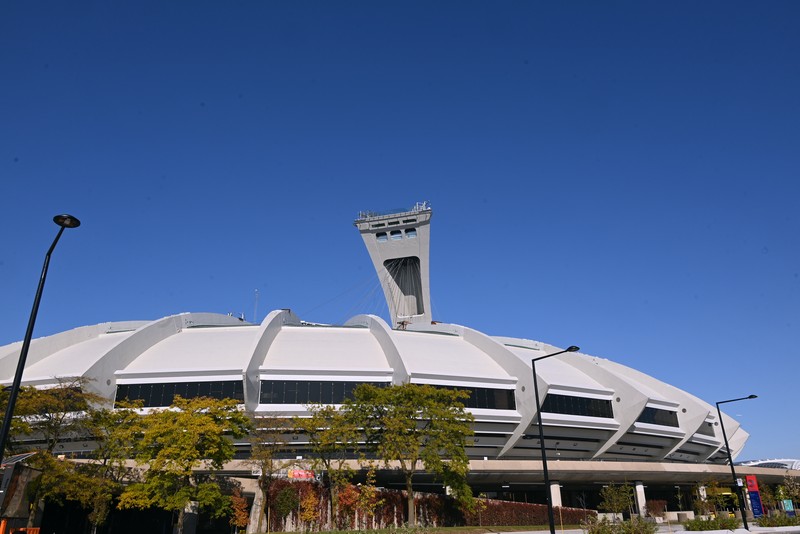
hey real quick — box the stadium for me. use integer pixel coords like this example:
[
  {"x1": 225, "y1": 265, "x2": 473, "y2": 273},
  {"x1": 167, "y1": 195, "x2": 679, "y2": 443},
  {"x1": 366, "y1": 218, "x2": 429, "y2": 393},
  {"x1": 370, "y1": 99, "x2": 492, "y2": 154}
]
[{"x1": 0, "y1": 203, "x2": 792, "y2": 518}]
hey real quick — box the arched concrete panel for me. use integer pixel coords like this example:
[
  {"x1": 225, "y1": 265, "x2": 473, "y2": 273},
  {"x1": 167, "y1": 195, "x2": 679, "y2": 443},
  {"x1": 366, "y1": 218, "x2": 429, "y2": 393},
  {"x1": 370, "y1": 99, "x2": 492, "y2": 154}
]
[
  {"x1": 455, "y1": 326, "x2": 528, "y2": 457},
  {"x1": 564, "y1": 354, "x2": 650, "y2": 458},
  {"x1": 244, "y1": 309, "x2": 301, "y2": 411},
  {"x1": 728, "y1": 426, "x2": 750, "y2": 460},
  {"x1": 84, "y1": 313, "x2": 244, "y2": 401},
  {"x1": 0, "y1": 321, "x2": 147, "y2": 382},
  {"x1": 345, "y1": 314, "x2": 408, "y2": 383}
]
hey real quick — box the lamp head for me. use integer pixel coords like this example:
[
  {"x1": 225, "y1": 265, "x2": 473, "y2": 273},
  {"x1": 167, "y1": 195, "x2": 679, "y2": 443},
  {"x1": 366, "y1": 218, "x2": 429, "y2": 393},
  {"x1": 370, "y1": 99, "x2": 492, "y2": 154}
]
[
  {"x1": 747, "y1": 394, "x2": 758, "y2": 399},
  {"x1": 53, "y1": 214, "x2": 81, "y2": 228},
  {"x1": 566, "y1": 345, "x2": 580, "y2": 352}
]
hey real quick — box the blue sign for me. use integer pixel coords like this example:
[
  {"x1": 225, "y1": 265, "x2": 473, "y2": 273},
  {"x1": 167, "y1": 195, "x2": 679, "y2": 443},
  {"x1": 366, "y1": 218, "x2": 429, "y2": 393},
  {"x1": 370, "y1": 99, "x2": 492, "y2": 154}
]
[
  {"x1": 784, "y1": 499, "x2": 795, "y2": 517},
  {"x1": 749, "y1": 492, "x2": 764, "y2": 518}
]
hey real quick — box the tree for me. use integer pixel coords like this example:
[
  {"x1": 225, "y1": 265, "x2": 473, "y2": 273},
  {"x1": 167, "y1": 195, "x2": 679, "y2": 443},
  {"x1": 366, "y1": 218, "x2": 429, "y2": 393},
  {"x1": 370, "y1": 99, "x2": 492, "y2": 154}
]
[
  {"x1": 230, "y1": 487, "x2": 250, "y2": 534},
  {"x1": 117, "y1": 395, "x2": 251, "y2": 534},
  {"x1": 248, "y1": 414, "x2": 295, "y2": 533},
  {"x1": 294, "y1": 403, "x2": 359, "y2": 528},
  {"x1": 344, "y1": 383, "x2": 475, "y2": 526},
  {"x1": 599, "y1": 483, "x2": 634, "y2": 521},
  {"x1": 10, "y1": 379, "x2": 104, "y2": 527},
  {"x1": 80, "y1": 401, "x2": 145, "y2": 533},
  {"x1": 783, "y1": 471, "x2": 800, "y2": 510}
]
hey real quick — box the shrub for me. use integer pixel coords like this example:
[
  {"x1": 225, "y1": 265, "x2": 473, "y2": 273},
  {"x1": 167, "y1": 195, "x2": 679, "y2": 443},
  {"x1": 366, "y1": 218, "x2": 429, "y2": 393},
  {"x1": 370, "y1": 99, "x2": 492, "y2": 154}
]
[
  {"x1": 756, "y1": 513, "x2": 800, "y2": 527},
  {"x1": 617, "y1": 516, "x2": 658, "y2": 534},
  {"x1": 462, "y1": 498, "x2": 594, "y2": 526},
  {"x1": 683, "y1": 515, "x2": 740, "y2": 531},
  {"x1": 583, "y1": 516, "x2": 616, "y2": 534},
  {"x1": 582, "y1": 515, "x2": 657, "y2": 534}
]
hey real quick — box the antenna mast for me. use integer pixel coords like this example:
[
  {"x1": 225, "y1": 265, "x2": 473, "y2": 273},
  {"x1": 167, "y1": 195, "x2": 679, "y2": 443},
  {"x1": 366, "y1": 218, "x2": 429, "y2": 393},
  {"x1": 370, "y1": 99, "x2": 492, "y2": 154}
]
[{"x1": 253, "y1": 288, "x2": 260, "y2": 324}]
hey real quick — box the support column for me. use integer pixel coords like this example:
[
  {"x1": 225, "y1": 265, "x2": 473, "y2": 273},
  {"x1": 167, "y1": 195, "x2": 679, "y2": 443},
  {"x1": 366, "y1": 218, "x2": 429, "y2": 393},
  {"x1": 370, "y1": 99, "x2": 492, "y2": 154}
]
[
  {"x1": 634, "y1": 481, "x2": 647, "y2": 517},
  {"x1": 550, "y1": 481, "x2": 563, "y2": 508}
]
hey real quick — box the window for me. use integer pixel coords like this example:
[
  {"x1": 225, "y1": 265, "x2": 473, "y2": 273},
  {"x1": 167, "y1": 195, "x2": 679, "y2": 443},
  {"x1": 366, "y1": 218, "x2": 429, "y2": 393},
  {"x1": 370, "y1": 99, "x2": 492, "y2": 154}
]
[
  {"x1": 390, "y1": 230, "x2": 402, "y2": 240},
  {"x1": 637, "y1": 407, "x2": 679, "y2": 427},
  {"x1": 376, "y1": 232, "x2": 388, "y2": 242},
  {"x1": 541, "y1": 394, "x2": 614, "y2": 418},
  {"x1": 696, "y1": 422, "x2": 715, "y2": 436},
  {"x1": 259, "y1": 380, "x2": 387, "y2": 404},
  {"x1": 405, "y1": 228, "x2": 417, "y2": 238},
  {"x1": 430, "y1": 385, "x2": 516, "y2": 410},
  {"x1": 115, "y1": 380, "x2": 245, "y2": 407}
]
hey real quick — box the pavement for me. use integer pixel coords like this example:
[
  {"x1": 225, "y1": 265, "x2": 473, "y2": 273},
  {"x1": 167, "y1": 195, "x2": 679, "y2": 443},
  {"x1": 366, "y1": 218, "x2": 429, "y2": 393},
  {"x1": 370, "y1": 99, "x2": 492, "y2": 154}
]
[{"x1": 494, "y1": 527, "x2": 800, "y2": 534}]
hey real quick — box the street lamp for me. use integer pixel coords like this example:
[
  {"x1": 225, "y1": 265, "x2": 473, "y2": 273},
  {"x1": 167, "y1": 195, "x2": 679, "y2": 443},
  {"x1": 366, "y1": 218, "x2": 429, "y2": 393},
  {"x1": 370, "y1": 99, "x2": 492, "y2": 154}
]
[
  {"x1": 716, "y1": 394, "x2": 757, "y2": 531},
  {"x1": 532, "y1": 345, "x2": 580, "y2": 534},
  {"x1": 0, "y1": 214, "x2": 81, "y2": 467}
]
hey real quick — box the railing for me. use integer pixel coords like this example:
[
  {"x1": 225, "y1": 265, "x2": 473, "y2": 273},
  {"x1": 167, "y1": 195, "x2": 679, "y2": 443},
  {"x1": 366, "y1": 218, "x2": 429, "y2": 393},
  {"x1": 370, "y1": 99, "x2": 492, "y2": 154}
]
[{"x1": 356, "y1": 200, "x2": 431, "y2": 220}]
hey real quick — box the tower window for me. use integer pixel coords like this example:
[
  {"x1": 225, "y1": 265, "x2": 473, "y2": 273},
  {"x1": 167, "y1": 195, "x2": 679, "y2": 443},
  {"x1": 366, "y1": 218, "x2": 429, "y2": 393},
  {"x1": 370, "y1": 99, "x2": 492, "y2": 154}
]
[
  {"x1": 376, "y1": 232, "x2": 388, "y2": 242},
  {"x1": 390, "y1": 230, "x2": 402, "y2": 240},
  {"x1": 405, "y1": 228, "x2": 417, "y2": 238}
]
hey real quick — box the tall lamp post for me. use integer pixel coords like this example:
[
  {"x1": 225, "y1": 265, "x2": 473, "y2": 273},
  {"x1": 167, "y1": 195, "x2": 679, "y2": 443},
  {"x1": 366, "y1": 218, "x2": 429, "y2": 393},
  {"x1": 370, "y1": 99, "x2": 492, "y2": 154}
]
[
  {"x1": 0, "y1": 214, "x2": 81, "y2": 468},
  {"x1": 532, "y1": 345, "x2": 580, "y2": 534},
  {"x1": 716, "y1": 394, "x2": 757, "y2": 531}
]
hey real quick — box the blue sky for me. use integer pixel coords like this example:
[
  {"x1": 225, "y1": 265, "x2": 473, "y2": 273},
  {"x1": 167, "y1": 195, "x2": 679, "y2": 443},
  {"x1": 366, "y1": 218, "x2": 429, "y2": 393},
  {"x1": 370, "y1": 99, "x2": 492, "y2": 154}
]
[{"x1": 1, "y1": 2, "x2": 798, "y2": 461}]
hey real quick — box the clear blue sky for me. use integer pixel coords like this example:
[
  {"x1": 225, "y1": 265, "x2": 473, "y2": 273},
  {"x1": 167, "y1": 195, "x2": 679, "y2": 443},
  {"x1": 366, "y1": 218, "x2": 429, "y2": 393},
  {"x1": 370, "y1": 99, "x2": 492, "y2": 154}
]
[{"x1": 1, "y1": 2, "x2": 798, "y2": 461}]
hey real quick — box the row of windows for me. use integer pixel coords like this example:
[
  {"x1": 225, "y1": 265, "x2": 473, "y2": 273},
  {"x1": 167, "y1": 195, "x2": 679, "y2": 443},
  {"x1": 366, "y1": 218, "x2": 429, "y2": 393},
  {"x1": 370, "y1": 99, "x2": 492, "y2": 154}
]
[
  {"x1": 112, "y1": 379, "x2": 516, "y2": 410},
  {"x1": 260, "y1": 380, "x2": 388, "y2": 405},
  {"x1": 370, "y1": 217, "x2": 418, "y2": 229},
  {"x1": 376, "y1": 228, "x2": 417, "y2": 242},
  {"x1": 637, "y1": 407, "x2": 680, "y2": 427},
  {"x1": 541, "y1": 394, "x2": 614, "y2": 418},
  {"x1": 115, "y1": 381, "x2": 245, "y2": 407},
  {"x1": 432, "y1": 385, "x2": 516, "y2": 410}
]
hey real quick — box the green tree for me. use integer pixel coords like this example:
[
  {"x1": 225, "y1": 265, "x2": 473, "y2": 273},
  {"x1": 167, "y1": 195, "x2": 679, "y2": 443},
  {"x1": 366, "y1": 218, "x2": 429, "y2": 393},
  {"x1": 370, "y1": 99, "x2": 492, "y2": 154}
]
[
  {"x1": 117, "y1": 395, "x2": 251, "y2": 534},
  {"x1": 80, "y1": 401, "x2": 145, "y2": 533},
  {"x1": 783, "y1": 471, "x2": 800, "y2": 510},
  {"x1": 344, "y1": 383, "x2": 475, "y2": 526},
  {"x1": 11, "y1": 379, "x2": 103, "y2": 527},
  {"x1": 294, "y1": 403, "x2": 359, "y2": 527},
  {"x1": 599, "y1": 483, "x2": 634, "y2": 521}
]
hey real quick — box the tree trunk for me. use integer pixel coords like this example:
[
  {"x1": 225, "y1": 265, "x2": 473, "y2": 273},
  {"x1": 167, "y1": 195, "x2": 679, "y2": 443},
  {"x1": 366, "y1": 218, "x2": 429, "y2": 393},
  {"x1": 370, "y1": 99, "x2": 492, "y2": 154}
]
[
  {"x1": 406, "y1": 475, "x2": 416, "y2": 526},
  {"x1": 257, "y1": 488, "x2": 266, "y2": 534},
  {"x1": 27, "y1": 496, "x2": 45, "y2": 527}
]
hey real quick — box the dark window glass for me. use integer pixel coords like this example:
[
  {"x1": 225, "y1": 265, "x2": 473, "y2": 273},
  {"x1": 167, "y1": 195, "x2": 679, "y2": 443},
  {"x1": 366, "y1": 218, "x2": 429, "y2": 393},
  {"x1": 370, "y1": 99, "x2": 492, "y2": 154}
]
[
  {"x1": 426, "y1": 384, "x2": 516, "y2": 410},
  {"x1": 696, "y1": 422, "x2": 715, "y2": 436},
  {"x1": 150, "y1": 384, "x2": 165, "y2": 406},
  {"x1": 541, "y1": 394, "x2": 613, "y2": 418},
  {"x1": 114, "y1": 380, "x2": 245, "y2": 407},
  {"x1": 185, "y1": 382, "x2": 199, "y2": 399},
  {"x1": 332, "y1": 382, "x2": 346, "y2": 404},
  {"x1": 637, "y1": 407, "x2": 680, "y2": 427},
  {"x1": 162, "y1": 383, "x2": 176, "y2": 405},
  {"x1": 320, "y1": 382, "x2": 333, "y2": 405},
  {"x1": 257, "y1": 381, "x2": 387, "y2": 405},
  {"x1": 141, "y1": 384, "x2": 153, "y2": 406},
  {"x1": 307, "y1": 381, "x2": 321, "y2": 404},
  {"x1": 284, "y1": 381, "x2": 298, "y2": 404}
]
